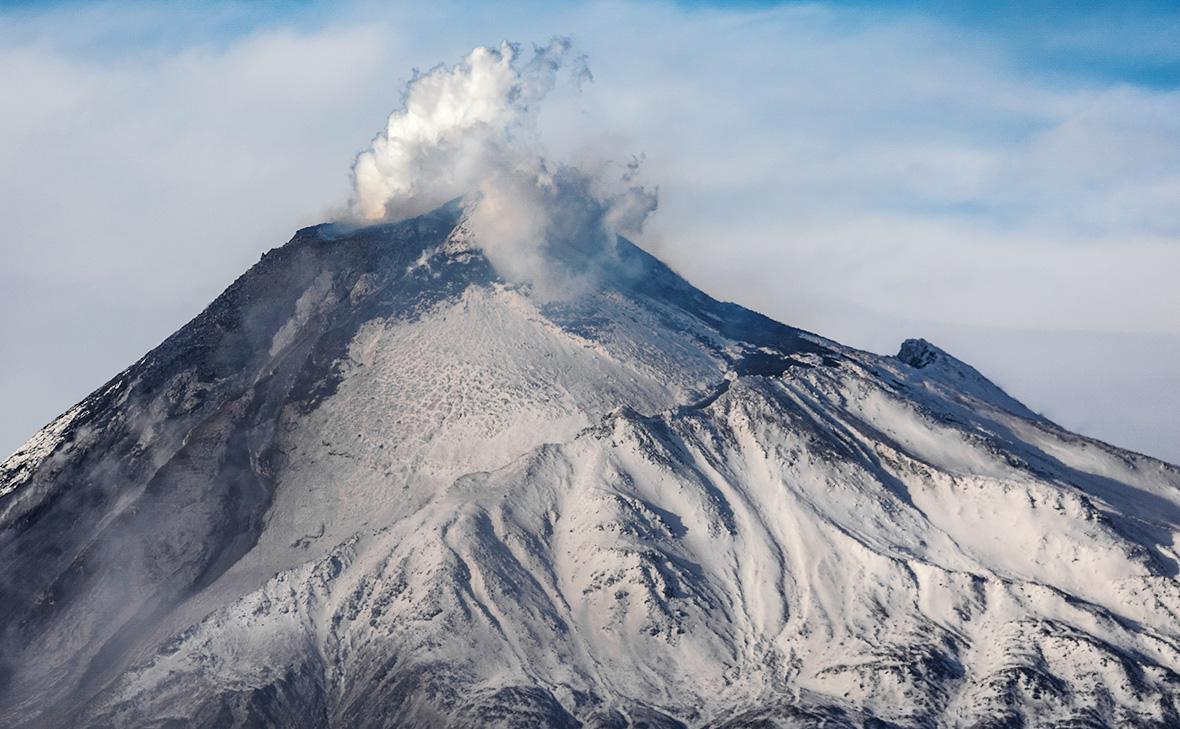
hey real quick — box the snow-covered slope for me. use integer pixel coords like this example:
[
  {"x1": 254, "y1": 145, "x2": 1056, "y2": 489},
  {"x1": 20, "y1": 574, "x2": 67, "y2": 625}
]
[{"x1": 2, "y1": 203, "x2": 1179, "y2": 728}]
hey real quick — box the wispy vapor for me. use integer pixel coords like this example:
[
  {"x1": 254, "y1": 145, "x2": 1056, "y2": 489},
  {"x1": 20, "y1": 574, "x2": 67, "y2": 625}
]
[{"x1": 347, "y1": 39, "x2": 656, "y2": 293}]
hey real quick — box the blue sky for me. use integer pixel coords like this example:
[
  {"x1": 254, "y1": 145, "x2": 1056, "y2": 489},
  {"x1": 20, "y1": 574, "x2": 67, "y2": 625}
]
[
  {"x1": 3, "y1": 0, "x2": 1180, "y2": 80},
  {"x1": 1, "y1": 0, "x2": 1178, "y2": 462},
  {"x1": 3, "y1": 1, "x2": 1179, "y2": 91}
]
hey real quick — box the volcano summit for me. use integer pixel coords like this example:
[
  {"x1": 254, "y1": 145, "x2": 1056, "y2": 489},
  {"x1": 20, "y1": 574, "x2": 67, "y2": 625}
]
[{"x1": 1, "y1": 201, "x2": 1179, "y2": 728}]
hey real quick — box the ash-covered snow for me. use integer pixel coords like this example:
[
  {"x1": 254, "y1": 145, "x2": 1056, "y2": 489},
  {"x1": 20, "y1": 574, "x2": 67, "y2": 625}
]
[{"x1": 2, "y1": 204, "x2": 1179, "y2": 728}]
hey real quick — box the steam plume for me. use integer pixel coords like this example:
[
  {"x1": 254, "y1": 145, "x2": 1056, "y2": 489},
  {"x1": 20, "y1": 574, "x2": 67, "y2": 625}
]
[{"x1": 347, "y1": 39, "x2": 657, "y2": 293}]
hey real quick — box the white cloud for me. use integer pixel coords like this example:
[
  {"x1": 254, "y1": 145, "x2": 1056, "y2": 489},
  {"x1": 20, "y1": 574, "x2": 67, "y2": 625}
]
[
  {"x1": 348, "y1": 38, "x2": 655, "y2": 294},
  {"x1": 350, "y1": 41, "x2": 547, "y2": 222},
  {"x1": 0, "y1": 0, "x2": 1178, "y2": 462}
]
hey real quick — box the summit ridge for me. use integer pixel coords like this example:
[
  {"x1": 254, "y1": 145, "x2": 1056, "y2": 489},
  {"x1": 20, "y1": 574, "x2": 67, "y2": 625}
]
[{"x1": 2, "y1": 205, "x2": 1179, "y2": 728}]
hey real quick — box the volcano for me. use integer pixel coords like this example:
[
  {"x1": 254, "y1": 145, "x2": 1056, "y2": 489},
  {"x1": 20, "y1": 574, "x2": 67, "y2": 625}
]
[{"x1": 2, "y1": 202, "x2": 1179, "y2": 728}]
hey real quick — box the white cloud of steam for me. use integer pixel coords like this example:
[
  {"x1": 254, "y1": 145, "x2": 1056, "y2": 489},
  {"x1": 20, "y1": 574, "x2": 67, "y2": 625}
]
[{"x1": 348, "y1": 39, "x2": 656, "y2": 293}]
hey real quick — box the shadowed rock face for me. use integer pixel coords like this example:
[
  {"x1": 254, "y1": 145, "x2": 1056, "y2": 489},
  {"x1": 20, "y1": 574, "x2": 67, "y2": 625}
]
[{"x1": 2, "y1": 203, "x2": 1180, "y2": 728}]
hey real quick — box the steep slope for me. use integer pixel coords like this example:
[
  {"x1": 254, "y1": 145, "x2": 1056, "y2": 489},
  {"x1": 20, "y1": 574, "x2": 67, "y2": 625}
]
[{"x1": 2, "y1": 203, "x2": 1179, "y2": 728}]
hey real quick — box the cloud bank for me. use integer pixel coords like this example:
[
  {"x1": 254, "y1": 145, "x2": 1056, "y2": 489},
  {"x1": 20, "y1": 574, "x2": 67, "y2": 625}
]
[
  {"x1": 348, "y1": 39, "x2": 656, "y2": 293},
  {"x1": 1, "y1": 0, "x2": 1179, "y2": 464}
]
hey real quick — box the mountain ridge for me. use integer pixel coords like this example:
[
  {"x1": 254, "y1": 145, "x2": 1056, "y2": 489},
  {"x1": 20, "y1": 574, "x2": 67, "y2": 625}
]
[{"x1": 2, "y1": 203, "x2": 1179, "y2": 728}]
